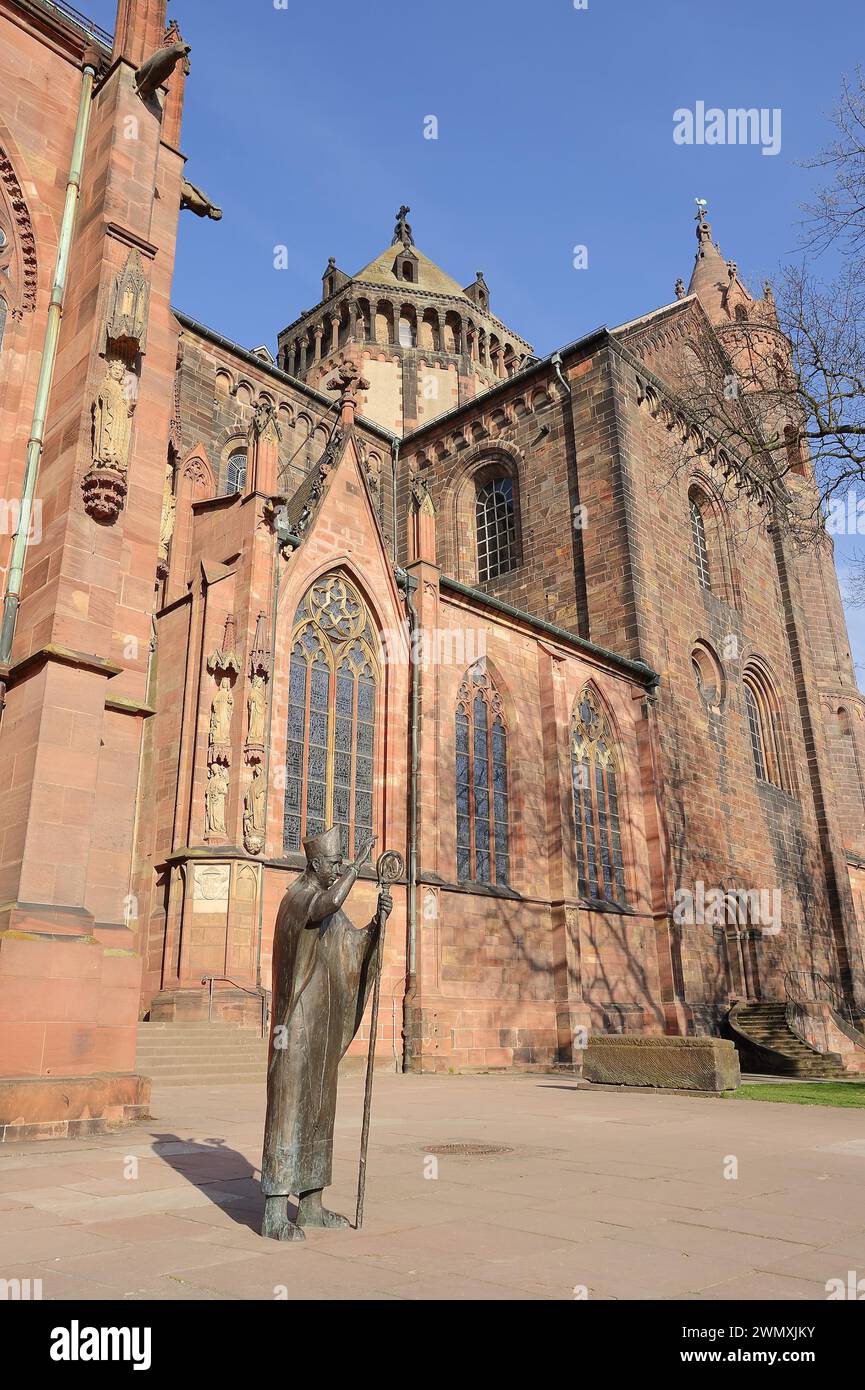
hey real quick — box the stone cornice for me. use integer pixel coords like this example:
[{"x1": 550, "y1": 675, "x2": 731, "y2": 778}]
[
  {"x1": 0, "y1": 644, "x2": 123, "y2": 687},
  {"x1": 610, "y1": 336, "x2": 785, "y2": 510},
  {"x1": 105, "y1": 695, "x2": 155, "y2": 718}
]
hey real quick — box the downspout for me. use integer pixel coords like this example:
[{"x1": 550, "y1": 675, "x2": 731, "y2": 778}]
[
  {"x1": 255, "y1": 513, "x2": 301, "y2": 999},
  {"x1": 390, "y1": 437, "x2": 400, "y2": 563},
  {"x1": 395, "y1": 565, "x2": 419, "y2": 1072},
  {"x1": 551, "y1": 351, "x2": 569, "y2": 400},
  {"x1": 0, "y1": 59, "x2": 97, "y2": 693}
]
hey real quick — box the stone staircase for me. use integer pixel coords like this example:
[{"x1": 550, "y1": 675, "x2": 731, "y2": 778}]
[
  {"x1": 730, "y1": 1002, "x2": 847, "y2": 1078},
  {"x1": 136, "y1": 1022, "x2": 268, "y2": 1087}
]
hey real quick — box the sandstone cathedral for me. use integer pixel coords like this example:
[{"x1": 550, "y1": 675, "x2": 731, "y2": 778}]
[{"x1": 1, "y1": 0, "x2": 864, "y2": 1137}]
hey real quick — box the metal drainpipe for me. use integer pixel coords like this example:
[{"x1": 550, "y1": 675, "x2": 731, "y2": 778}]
[
  {"x1": 396, "y1": 565, "x2": 419, "y2": 1072},
  {"x1": 0, "y1": 60, "x2": 97, "y2": 691},
  {"x1": 390, "y1": 437, "x2": 400, "y2": 563},
  {"x1": 254, "y1": 520, "x2": 301, "y2": 1004},
  {"x1": 551, "y1": 351, "x2": 569, "y2": 399}
]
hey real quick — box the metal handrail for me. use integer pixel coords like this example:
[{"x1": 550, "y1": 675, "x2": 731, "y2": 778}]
[
  {"x1": 40, "y1": 0, "x2": 114, "y2": 47},
  {"x1": 201, "y1": 976, "x2": 271, "y2": 1038},
  {"x1": 784, "y1": 970, "x2": 856, "y2": 1023}
]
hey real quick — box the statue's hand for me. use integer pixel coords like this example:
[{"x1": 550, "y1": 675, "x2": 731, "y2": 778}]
[{"x1": 377, "y1": 888, "x2": 393, "y2": 922}]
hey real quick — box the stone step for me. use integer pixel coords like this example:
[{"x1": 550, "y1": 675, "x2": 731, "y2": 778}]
[
  {"x1": 135, "y1": 1021, "x2": 270, "y2": 1084},
  {"x1": 731, "y1": 1003, "x2": 847, "y2": 1077}
]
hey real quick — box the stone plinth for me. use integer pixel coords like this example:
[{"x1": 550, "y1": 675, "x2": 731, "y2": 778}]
[
  {"x1": 0, "y1": 1073, "x2": 150, "y2": 1142},
  {"x1": 583, "y1": 1035, "x2": 740, "y2": 1092}
]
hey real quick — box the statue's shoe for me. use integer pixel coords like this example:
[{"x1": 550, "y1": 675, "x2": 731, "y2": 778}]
[
  {"x1": 297, "y1": 1206, "x2": 350, "y2": 1230},
  {"x1": 261, "y1": 1201, "x2": 306, "y2": 1242},
  {"x1": 277, "y1": 1222, "x2": 306, "y2": 1241}
]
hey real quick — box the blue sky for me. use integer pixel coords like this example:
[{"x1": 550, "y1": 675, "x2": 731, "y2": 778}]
[{"x1": 85, "y1": 0, "x2": 865, "y2": 680}]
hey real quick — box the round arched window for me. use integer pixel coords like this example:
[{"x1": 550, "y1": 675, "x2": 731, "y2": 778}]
[{"x1": 227, "y1": 448, "x2": 247, "y2": 495}]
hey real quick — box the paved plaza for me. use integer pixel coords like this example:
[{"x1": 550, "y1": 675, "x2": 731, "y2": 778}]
[{"x1": 1, "y1": 1074, "x2": 864, "y2": 1301}]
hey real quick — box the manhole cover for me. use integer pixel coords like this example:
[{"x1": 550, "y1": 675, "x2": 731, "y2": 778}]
[{"x1": 422, "y1": 1143, "x2": 512, "y2": 1157}]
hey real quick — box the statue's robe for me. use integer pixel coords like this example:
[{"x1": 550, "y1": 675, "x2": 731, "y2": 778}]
[{"x1": 261, "y1": 874, "x2": 378, "y2": 1197}]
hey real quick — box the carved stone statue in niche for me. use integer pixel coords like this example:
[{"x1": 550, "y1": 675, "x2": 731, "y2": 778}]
[
  {"x1": 205, "y1": 763, "x2": 230, "y2": 838},
  {"x1": 247, "y1": 673, "x2": 266, "y2": 748},
  {"x1": 209, "y1": 676, "x2": 234, "y2": 753},
  {"x1": 92, "y1": 359, "x2": 135, "y2": 472},
  {"x1": 243, "y1": 763, "x2": 266, "y2": 854},
  {"x1": 157, "y1": 460, "x2": 176, "y2": 572},
  {"x1": 244, "y1": 610, "x2": 271, "y2": 766}
]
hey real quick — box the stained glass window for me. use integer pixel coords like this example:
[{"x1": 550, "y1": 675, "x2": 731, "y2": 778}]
[
  {"x1": 571, "y1": 686, "x2": 626, "y2": 906},
  {"x1": 283, "y1": 574, "x2": 378, "y2": 856},
  {"x1": 0, "y1": 296, "x2": 6, "y2": 355},
  {"x1": 476, "y1": 477, "x2": 517, "y2": 581},
  {"x1": 455, "y1": 662, "x2": 510, "y2": 885}
]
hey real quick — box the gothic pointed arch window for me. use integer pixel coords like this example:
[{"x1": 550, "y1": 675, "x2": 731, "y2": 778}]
[
  {"x1": 455, "y1": 661, "x2": 510, "y2": 885},
  {"x1": 476, "y1": 475, "x2": 518, "y2": 581},
  {"x1": 571, "y1": 686, "x2": 627, "y2": 905},
  {"x1": 0, "y1": 295, "x2": 6, "y2": 355},
  {"x1": 283, "y1": 573, "x2": 379, "y2": 857}
]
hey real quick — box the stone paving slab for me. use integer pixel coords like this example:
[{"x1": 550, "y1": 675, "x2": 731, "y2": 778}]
[{"x1": 0, "y1": 1073, "x2": 863, "y2": 1301}]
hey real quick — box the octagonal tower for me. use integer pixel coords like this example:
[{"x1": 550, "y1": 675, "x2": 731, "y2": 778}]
[{"x1": 277, "y1": 207, "x2": 534, "y2": 436}]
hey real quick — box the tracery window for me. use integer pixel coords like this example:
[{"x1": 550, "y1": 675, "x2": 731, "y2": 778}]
[
  {"x1": 283, "y1": 573, "x2": 378, "y2": 857},
  {"x1": 571, "y1": 686, "x2": 627, "y2": 906},
  {"x1": 689, "y1": 494, "x2": 711, "y2": 590},
  {"x1": 476, "y1": 476, "x2": 517, "y2": 581},
  {"x1": 227, "y1": 448, "x2": 247, "y2": 495},
  {"x1": 455, "y1": 661, "x2": 510, "y2": 885}
]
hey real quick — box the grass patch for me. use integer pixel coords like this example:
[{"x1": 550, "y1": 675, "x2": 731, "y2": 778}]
[{"x1": 732, "y1": 1082, "x2": 865, "y2": 1108}]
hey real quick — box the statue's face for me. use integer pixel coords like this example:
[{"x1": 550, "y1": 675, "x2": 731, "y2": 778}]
[{"x1": 311, "y1": 853, "x2": 342, "y2": 889}]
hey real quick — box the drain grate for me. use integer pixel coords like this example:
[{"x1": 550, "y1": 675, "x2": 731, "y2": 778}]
[{"x1": 422, "y1": 1142, "x2": 512, "y2": 1157}]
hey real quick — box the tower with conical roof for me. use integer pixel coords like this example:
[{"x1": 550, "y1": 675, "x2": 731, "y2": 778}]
[{"x1": 276, "y1": 208, "x2": 533, "y2": 436}]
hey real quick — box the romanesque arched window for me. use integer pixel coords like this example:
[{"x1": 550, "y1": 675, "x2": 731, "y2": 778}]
[
  {"x1": 455, "y1": 661, "x2": 510, "y2": 885},
  {"x1": 476, "y1": 476, "x2": 517, "y2": 581},
  {"x1": 227, "y1": 448, "x2": 247, "y2": 495},
  {"x1": 689, "y1": 492, "x2": 711, "y2": 590},
  {"x1": 742, "y1": 661, "x2": 788, "y2": 791},
  {"x1": 283, "y1": 573, "x2": 378, "y2": 857},
  {"x1": 571, "y1": 686, "x2": 626, "y2": 905}
]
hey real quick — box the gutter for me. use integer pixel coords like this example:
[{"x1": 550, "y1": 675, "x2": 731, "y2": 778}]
[
  {"x1": 440, "y1": 576, "x2": 660, "y2": 689},
  {"x1": 0, "y1": 56, "x2": 97, "y2": 694}
]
